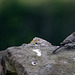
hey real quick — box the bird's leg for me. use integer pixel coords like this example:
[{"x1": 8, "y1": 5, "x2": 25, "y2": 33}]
[{"x1": 52, "y1": 45, "x2": 63, "y2": 54}]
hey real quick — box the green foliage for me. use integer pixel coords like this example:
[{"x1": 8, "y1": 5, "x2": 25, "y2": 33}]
[{"x1": 0, "y1": 0, "x2": 75, "y2": 50}]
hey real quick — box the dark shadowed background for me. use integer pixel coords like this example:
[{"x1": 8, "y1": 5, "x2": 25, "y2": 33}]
[{"x1": 0, "y1": 0, "x2": 75, "y2": 50}]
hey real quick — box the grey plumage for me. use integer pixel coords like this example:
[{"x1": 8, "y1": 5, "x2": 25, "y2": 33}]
[{"x1": 52, "y1": 32, "x2": 75, "y2": 54}]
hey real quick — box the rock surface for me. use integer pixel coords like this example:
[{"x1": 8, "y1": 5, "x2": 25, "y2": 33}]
[
  {"x1": 0, "y1": 37, "x2": 75, "y2": 75},
  {"x1": 5, "y1": 43, "x2": 75, "y2": 75},
  {"x1": 0, "y1": 51, "x2": 6, "y2": 75}
]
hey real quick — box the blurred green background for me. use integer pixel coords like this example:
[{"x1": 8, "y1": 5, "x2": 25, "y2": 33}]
[{"x1": 0, "y1": 0, "x2": 75, "y2": 50}]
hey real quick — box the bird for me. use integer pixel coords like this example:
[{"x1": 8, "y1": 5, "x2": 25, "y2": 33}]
[
  {"x1": 52, "y1": 32, "x2": 75, "y2": 54},
  {"x1": 29, "y1": 37, "x2": 52, "y2": 46}
]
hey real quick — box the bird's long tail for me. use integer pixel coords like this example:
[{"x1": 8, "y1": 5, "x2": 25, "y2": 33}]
[{"x1": 52, "y1": 45, "x2": 63, "y2": 54}]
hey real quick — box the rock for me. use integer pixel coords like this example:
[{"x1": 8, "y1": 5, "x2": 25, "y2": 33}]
[
  {"x1": 6, "y1": 44, "x2": 55, "y2": 75},
  {"x1": 28, "y1": 37, "x2": 52, "y2": 46},
  {"x1": 0, "y1": 51, "x2": 6, "y2": 75},
  {"x1": 5, "y1": 43, "x2": 75, "y2": 75},
  {"x1": 1, "y1": 37, "x2": 75, "y2": 75}
]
